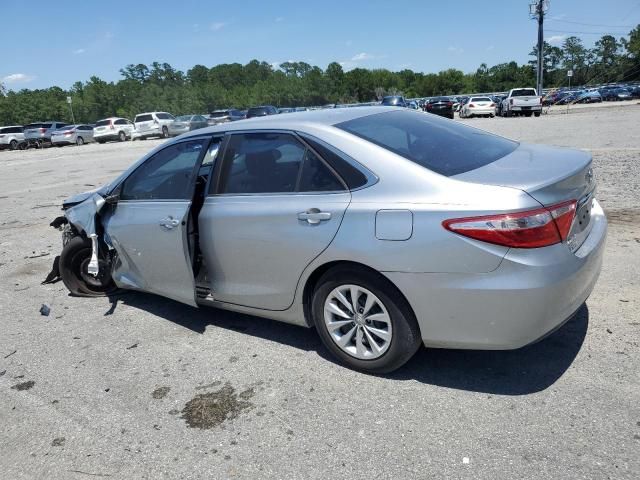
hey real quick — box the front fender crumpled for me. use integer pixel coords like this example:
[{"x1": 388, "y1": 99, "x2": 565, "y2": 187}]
[{"x1": 64, "y1": 193, "x2": 107, "y2": 276}]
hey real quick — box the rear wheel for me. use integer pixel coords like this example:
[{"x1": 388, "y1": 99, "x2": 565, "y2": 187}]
[
  {"x1": 162, "y1": 126, "x2": 169, "y2": 138},
  {"x1": 60, "y1": 236, "x2": 116, "y2": 297},
  {"x1": 312, "y1": 267, "x2": 421, "y2": 374},
  {"x1": 118, "y1": 131, "x2": 126, "y2": 142},
  {"x1": 9, "y1": 140, "x2": 18, "y2": 150},
  {"x1": 534, "y1": 112, "x2": 541, "y2": 117},
  {"x1": 76, "y1": 136, "x2": 84, "y2": 146}
]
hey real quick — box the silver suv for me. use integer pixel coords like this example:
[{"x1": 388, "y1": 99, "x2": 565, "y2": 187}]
[
  {"x1": 23, "y1": 121, "x2": 68, "y2": 145},
  {"x1": 94, "y1": 117, "x2": 135, "y2": 143},
  {"x1": 0, "y1": 126, "x2": 25, "y2": 150},
  {"x1": 132, "y1": 112, "x2": 175, "y2": 140}
]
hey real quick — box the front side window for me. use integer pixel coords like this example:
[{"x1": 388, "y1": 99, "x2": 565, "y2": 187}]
[
  {"x1": 121, "y1": 139, "x2": 207, "y2": 200},
  {"x1": 336, "y1": 110, "x2": 518, "y2": 177}
]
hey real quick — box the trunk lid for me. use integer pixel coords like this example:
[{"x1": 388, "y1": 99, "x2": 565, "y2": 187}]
[{"x1": 453, "y1": 143, "x2": 596, "y2": 251}]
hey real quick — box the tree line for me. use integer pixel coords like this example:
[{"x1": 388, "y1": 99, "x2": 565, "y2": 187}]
[{"x1": 1, "y1": 26, "x2": 638, "y2": 125}]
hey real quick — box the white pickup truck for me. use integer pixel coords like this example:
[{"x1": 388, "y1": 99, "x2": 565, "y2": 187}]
[{"x1": 501, "y1": 88, "x2": 542, "y2": 117}]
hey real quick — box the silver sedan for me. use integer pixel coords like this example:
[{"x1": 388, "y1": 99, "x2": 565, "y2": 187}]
[
  {"x1": 168, "y1": 115, "x2": 209, "y2": 137},
  {"x1": 51, "y1": 124, "x2": 95, "y2": 146},
  {"x1": 49, "y1": 108, "x2": 606, "y2": 373}
]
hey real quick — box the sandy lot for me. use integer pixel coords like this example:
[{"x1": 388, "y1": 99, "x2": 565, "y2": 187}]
[{"x1": 1, "y1": 106, "x2": 639, "y2": 479}]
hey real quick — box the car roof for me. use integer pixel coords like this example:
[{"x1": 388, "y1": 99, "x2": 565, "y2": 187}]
[
  {"x1": 180, "y1": 106, "x2": 399, "y2": 137},
  {"x1": 0, "y1": 125, "x2": 23, "y2": 128}
]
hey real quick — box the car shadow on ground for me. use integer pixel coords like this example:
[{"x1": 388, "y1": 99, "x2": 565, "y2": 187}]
[{"x1": 106, "y1": 292, "x2": 588, "y2": 396}]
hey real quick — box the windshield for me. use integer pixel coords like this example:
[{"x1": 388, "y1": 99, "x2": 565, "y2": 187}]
[
  {"x1": 511, "y1": 89, "x2": 537, "y2": 97},
  {"x1": 336, "y1": 110, "x2": 518, "y2": 177}
]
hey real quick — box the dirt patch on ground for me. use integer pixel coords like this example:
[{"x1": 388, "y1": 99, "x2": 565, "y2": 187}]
[
  {"x1": 11, "y1": 380, "x2": 35, "y2": 391},
  {"x1": 181, "y1": 382, "x2": 254, "y2": 429},
  {"x1": 606, "y1": 208, "x2": 640, "y2": 226},
  {"x1": 151, "y1": 386, "x2": 170, "y2": 399}
]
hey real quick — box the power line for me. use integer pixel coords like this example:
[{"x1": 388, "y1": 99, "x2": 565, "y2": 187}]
[
  {"x1": 548, "y1": 19, "x2": 636, "y2": 28},
  {"x1": 546, "y1": 29, "x2": 631, "y2": 35}
]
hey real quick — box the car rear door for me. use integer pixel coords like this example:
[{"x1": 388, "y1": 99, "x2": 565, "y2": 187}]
[
  {"x1": 104, "y1": 137, "x2": 211, "y2": 306},
  {"x1": 198, "y1": 131, "x2": 351, "y2": 310}
]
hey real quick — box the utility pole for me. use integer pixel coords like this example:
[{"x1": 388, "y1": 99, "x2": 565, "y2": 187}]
[{"x1": 530, "y1": 0, "x2": 549, "y2": 96}]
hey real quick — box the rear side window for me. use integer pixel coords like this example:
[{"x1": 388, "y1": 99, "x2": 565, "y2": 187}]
[
  {"x1": 336, "y1": 110, "x2": 518, "y2": 177},
  {"x1": 301, "y1": 135, "x2": 368, "y2": 189},
  {"x1": 135, "y1": 114, "x2": 153, "y2": 122}
]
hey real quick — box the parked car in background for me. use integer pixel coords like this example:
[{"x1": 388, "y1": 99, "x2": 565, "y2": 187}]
[
  {"x1": 168, "y1": 115, "x2": 209, "y2": 137},
  {"x1": 424, "y1": 96, "x2": 455, "y2": 119},
  {"x1": 576, "y1": 90, "x2": 602, "y2": 103},
  {"x1": 132, "y1": 112, "x2": 175, "y2": 140},
  {"x1": 52, "y1": 107, "x2": 606, "y2": 373},
  {"x1": 600, "y1": 88, "x2": 632, "y2": 101},
  {"x1": 245, "y1": 105, "x2": 278, "y2": 118},
  {"x1": 0, "y1": 126, "x2": 24, "y2": 150},
  {"x1": 278, "y1": 108, "x2": 296, "y2": 114},
  {"x1": 493, "y1": 95, "x2": 506, "y2": 115},
  {"x1": 23, "y1": 121, "x2": 68, "y2": 146},
  {"x1": 501, "y1": 88, "x2": 542, "y2": 117},
  {"x1": 460, "y1": 96, "x2": 495, "y2": 118},
  {"x1": 94, "y1": 117, "x2": 135, "y2": 143},
  {"x1": 207, "y1": 109, "x2": 244, "y2": 126},
  {"x1": 51, "y1": 125, "x2": 95, "y2": 146},
  {"x1": 381, "y1": 96, "x2": 407, "y2": 107},
  {"x1": 407, "y1": 101, "x2": 419, "y2": 110}
]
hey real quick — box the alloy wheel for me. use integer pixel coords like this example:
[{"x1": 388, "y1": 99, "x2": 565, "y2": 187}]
[{"x1": 323, "y1": 284, "x2": 392, "y2": 360}]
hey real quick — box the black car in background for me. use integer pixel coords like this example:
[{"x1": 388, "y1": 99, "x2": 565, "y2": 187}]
[
  {"x1": 381, "y1": 96, "x2": 408, "y2": 107},
  {"x1": 245, "y1": 105, "x2": 279, "y2": 118},
  {"x1": 424, "y1": 96, "x2": 455, "y2": 119}
]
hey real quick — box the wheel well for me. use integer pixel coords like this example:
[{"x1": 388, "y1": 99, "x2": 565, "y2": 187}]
[{"x1": 301, "y1": 260, "x2": 418, "y2": 330}]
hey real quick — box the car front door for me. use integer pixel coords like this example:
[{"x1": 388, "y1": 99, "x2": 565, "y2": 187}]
[
  {"x1": 198, "y1": 131, "x2": 351, "y2": 310},
  {"x1": 104, "y1": 137, "x2": 211, "y2": 306}
]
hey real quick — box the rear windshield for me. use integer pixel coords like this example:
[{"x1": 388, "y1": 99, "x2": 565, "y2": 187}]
[
  {"x1": 429, "y1": 97, "x2": 450, "y2": 103},
  {"x1": 156, "y1": 113, "x2": 174, "y2": 120},
  {"x1": 25, "y1": 123, "x2": 43, "y2": 129},
  {"x1": 247, "y1": 107, "x2": 268, "y2": 115},
  {"x1": 95, "y1": 119, "x2": 111, "y2": 127},
  {"x1": 135, "y1": 114, "x2": 153, "y2": 122},
  {"x1": 210, "y1": 111, "x2": 229, "y2": 118},
  {"x1": 511, "y1": 89, "x2": 537, "y2": 97},
  {"x1": 471, "y1": 97, "x2": 492, "y2": 102},
  {"x1": 336, "y1": 110, "x2": 518, "y2": 177}
]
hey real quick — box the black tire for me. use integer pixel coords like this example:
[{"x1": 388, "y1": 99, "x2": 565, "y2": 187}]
[
  {"x1": 162, "y1": 126, "x2": 169, "y2": 138},
  {"x1": 118, "y1": 131, "x2": 126, "y2": 142},
  {"x1": 311, "y1": 266, "x2": 421, "y2": 374},
  {"x1": 525, "y1": 112, "x2": 533, "y2": 117},
  {"x1": 534, "y1": 112, "x2": 541, "y2": 117},
  {"x1": 60, "y1": 236, "x2": 117, "y2": 297},
  {"x1": 448, "y1": 113, "x2": 454, "y2": 119},
  {"x1": 9, "y1": 139, "x2": 18, "y2": 150},
  {"x1": 76, "y1": 136, "x2": 84, "y2": 146}
]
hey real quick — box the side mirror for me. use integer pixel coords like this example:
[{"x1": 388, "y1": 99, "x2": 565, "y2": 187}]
[{"x1": 104, "y1": 184, "x2": 121, "y2": 204}]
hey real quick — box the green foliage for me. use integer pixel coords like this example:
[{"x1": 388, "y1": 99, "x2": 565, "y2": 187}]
[{"x1": 1, "y1": 26, "x2": 638, "y2": 125}]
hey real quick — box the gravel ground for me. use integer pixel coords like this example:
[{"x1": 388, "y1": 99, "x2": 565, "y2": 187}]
[{"x1": 1, "y1": 106, "x2": 639, "y2": 480}]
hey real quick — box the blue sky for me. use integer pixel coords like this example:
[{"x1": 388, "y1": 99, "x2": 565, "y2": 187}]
[{"x1": 2, "y1": 0, "x2": 639, "y2": 90}]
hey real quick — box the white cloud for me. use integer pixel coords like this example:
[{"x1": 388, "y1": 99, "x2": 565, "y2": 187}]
[
  {"x1": 2, "y1": 73, "x2": 35, "y2": 84},
  {"x1": 210, "y1": 22, "x2": 226, "y2": 31},
  {"x1": 275, "y1": 16, "x2": 284, "y2": 22},
  {"x1": 447, "y1": 46, "x2": 464, "y2": 54},
  {"x1": 351, "y1": 52, "x2": 374, "y2": 61},
  {"x1": 486, "y1": 45, "x2": 495, "y2": 51},
  {"x1": 547, "y1": 34, "x2": 566, "y2": 44},
  {"x1": 73, "y1": 48, "x2": 86, "y2": 55}
]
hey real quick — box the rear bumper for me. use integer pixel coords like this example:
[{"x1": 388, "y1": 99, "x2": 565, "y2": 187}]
[
  {"x1": 467, "y1": 107, "x2": 494, "y2": 115},
  {"x1": 511, "y1": 105, "x2": 542, "y2": 112},
  {"x1": 133, "y1": 126, "x2": 161, "y2": 138},
  {"x1": 94, "y1": 131, "x2": 123, "y2": 141},
  {"x1": 384, "y1": 200, "x2": 607, "y2": 350},
  {"x1": 51, "y1": 136, "x2": 75, "y2": 144}
]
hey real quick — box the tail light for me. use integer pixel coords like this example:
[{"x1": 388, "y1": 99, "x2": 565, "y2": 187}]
[
  {"x1": 539, "y1": 97, "x2": 542, "y2": 104},
  {"x1": 426, "y1": 104, "x2": 432, "y2": 110},
  {"x1": 490, "y1": 103, "x2": 495, "y2": 107},
  {"x1": 509, "y1": 98, "x2": 514, "y2": 105},
  {"x1": 64, "y1": 130, "x2": 75, "y2": 135},
  {"x1": 447, "y1": 102, "x2": 453, "y2": 107},
  {"x1": 109, "y1": 120, "x2": 115, "y2": 130},
  {"x1": 39, "y1": 128, "x2": 46, "y2": 133},
  {"x1": 469, "y1": 104, "x2": 475, "y2": 108},
  {"x1": 442, "y1": 200, "x2": 577, "y2": 248}
]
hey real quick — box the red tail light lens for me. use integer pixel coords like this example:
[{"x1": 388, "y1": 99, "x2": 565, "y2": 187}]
[
  {"x1": 426, "y1": 104, "x2": 432, "y2": 110},
  {"x1": 447, "y1": 102, "x2": 453, "y2": 107},
  {"x1": 442, "y1": 200, "x2": 577, "y2": 248},
  {"x1": 490, "y1": 103, "x2": 495, "y2": 107},
  {"x1": 64, "y1": 130, "x2": 75, "y2": 135},
  {"x1": 469, "y1": 104, "x2": 475, "y2": 108},
  {"x1": 39, "y1": 128, "x2": 46, "y2": 133}
]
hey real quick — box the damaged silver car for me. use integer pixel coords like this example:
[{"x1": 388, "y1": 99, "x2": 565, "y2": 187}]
[{"x1": 49, "y1": 108, "x2": 606, "y2": 373}]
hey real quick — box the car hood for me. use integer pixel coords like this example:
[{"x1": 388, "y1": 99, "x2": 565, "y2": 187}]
[{"x1": 63, "y1": 185, "x2": 110, "y2": 208}]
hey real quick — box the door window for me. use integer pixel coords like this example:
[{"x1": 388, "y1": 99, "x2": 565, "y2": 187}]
[
  {"x1": 121, "y1": 139, "x2": 207, "y2": 200},
  {"x1": 298, "y1": 149, "x2": 344, "y2": 192}
]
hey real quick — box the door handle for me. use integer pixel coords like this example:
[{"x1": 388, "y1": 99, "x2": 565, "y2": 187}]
[
  {"x1": 298, "y1": 209, "x2": 331, "y2": 225},
  {"x1": 159, "y1": 217, "x2": 180, "y2": 229}
]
